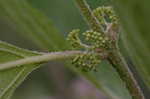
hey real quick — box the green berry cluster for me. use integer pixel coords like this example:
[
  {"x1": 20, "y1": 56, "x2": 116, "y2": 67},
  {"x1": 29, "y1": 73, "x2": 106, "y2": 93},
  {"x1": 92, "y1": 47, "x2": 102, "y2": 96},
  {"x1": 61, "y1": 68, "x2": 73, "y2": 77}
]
[
  {"x1": 67, "y1": 29, "x2": 82, "y2": 48},
  {"x1": 67, "y1": 29, "x2": 107, "y2": 71},
  {"x1": 83, "y1": 30, "x2": 110, "y2": 49},
  {"x1": 72, "y1": 52, "x2": 101, "y2": 71},
  {"x1": 93, "y1": 6, "x2": 119, "y2": 29},
  {"x1": 67, "y1": 6, "x2": 118, "y2": 72}
]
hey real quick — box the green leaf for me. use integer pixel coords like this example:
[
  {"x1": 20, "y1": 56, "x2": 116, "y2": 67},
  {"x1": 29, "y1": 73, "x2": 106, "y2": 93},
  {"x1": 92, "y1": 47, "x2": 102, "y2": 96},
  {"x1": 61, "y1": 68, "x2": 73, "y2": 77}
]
[
  {"x1": 0, "y1": 0, "x2": 68, "y2": 51},
  {"x1": 0, "y1": 0, "x2": 131, "y2": 99},
  {"x1": 0, "y1": 41, "x2": 41, "y2": 99},
  {"x1": 112, "y1": 0, "x2": 150, "y2": 89}
]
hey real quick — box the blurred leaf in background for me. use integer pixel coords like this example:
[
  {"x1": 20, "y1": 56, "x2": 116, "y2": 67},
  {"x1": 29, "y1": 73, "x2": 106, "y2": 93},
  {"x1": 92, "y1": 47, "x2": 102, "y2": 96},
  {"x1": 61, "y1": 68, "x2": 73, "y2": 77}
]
[{"x1": 0, "y1": 41, "x2": 41, "y2": 99}]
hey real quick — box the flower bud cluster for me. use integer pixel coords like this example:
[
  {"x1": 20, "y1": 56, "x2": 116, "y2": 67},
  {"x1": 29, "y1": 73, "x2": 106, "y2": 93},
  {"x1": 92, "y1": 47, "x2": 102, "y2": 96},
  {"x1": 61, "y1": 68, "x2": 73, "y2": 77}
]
[
  {"x1": 67, "y1": 6, "x2": 118, "y2": 71},
  {"x1": 67, "y1": 29, "x2": 108, "y2": 71},
  {"x1": 83, "y1": 30, "x2": 110, "y2": 49},
  {"x1": 67, "y1": 29, "x2": 82, "y2": 48},
  {"x1": 72, "y1": 52, "x2": 101, "y2": 71},
  {"x1": 93, "y1": 6, "x2": 119, "y2": 29}
]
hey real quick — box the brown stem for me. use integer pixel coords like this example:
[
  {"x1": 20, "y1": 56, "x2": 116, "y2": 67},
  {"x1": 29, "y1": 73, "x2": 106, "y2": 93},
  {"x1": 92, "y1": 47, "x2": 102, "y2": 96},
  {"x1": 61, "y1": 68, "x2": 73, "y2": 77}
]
[
  {"x1": 108, "y1": 49, "x2": 145, "y2": 99},
  {"x1": 75, "y1": 0, "x2": 104, "y2": 33}
]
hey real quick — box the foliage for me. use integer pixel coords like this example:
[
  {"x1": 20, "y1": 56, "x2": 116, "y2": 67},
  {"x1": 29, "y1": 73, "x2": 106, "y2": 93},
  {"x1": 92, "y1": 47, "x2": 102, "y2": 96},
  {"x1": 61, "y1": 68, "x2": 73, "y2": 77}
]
[{"x1": 0, "y1": 41, "x2": 40, "y2": 99}]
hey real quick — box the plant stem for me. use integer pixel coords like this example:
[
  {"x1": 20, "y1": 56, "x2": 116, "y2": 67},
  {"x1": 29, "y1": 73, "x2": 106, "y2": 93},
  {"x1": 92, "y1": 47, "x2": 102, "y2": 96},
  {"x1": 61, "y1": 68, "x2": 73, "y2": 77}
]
[
  {"x1": 108, "y1": 49, "x2": 145, "y2": 99},
  {"x1": 75, "y1": 0, "x2": 145, "y2": 99},
  {"x1": 75, "y1": 0, "x2": 104, "y2": 33},
  {"x1": 0, "y1": 51, "x2": 83, "y2": 70}
]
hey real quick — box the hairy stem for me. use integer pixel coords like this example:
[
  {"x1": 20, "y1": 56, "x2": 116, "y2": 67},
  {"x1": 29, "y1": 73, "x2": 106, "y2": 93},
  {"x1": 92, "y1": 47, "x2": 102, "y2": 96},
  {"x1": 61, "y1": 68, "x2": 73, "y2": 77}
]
[
  {"x1": 0, "y1": 51, "x2": 83, "y2": 70},
  {"x1": 108, "y1": 50, "x2": 145, "y2": 99},
  {"x1": 75, "y1": 0, "x2": 104, "y2": 33},
  {"x1": 75, "y1": 0, "x2": 145, "y2": 99}
]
